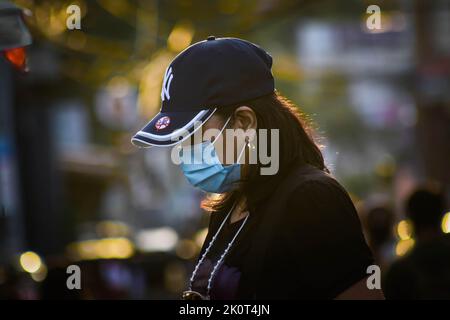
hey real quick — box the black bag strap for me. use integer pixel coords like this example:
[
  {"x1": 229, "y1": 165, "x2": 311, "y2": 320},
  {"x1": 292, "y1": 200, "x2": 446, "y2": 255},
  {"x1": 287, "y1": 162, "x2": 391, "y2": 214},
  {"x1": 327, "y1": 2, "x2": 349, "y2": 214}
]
[{"x1": 241, "y1": 163, "x2": 319, "y2": 298}]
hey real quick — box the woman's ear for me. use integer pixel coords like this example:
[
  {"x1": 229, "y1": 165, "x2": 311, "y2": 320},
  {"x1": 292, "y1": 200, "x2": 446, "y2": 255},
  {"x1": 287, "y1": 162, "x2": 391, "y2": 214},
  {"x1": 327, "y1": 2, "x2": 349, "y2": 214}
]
[{"x1": 232, "y1": 106, "x2": 257, "y2": 130}]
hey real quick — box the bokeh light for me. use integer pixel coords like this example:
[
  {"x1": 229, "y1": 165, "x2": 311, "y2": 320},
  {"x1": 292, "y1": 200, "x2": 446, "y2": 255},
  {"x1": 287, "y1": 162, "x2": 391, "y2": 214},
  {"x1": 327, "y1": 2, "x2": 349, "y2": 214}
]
[
  {"x1": 67, "y1": 237, "x2": 134, "y2": 261},
  {"x1": 19, "y1": 251, "x2": 42, "y2": 273},
  {"x1": 442, "y1": 212, "x2": 450, "y2": 234},
  {"x1": 395, "y1": 238, "x2": 415, "y2": 257},
  {"x1": 167, "y1": 21, "x2": 194, "y2": 52},
  {"x1": 396, "y1": 220, "x2": 413, "y2": 240}
]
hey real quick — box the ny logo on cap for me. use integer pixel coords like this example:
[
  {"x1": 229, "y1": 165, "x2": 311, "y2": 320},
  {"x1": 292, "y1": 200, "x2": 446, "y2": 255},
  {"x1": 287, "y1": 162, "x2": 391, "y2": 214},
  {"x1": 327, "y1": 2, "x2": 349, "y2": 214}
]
[{"x1": 161, "y1": 67, "x2": 174, "y2": 102}]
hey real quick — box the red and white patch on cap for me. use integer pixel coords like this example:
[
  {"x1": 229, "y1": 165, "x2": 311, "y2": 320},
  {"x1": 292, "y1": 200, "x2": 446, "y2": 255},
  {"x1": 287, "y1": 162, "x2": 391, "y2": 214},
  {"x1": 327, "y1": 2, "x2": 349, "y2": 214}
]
[{"x1": 155, "y1": 116, "x2": 171, "y2": 130}]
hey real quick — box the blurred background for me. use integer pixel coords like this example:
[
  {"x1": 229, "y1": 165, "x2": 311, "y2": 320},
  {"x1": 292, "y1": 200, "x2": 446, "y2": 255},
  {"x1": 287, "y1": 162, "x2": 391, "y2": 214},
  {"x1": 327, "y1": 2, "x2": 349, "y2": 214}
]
[{"x1": 0, "y1": 0, "x2": 449, "y2": 299}]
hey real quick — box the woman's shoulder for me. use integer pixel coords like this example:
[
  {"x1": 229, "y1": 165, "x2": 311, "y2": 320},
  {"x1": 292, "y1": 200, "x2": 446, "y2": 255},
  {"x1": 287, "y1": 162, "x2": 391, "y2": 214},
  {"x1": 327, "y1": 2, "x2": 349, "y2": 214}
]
[
  {"x1": 281, "y1": 164, "x2": 359, "y2": 224},
  {"x1": 285, "y1": 164, "x2": 349, "y2": 200}
]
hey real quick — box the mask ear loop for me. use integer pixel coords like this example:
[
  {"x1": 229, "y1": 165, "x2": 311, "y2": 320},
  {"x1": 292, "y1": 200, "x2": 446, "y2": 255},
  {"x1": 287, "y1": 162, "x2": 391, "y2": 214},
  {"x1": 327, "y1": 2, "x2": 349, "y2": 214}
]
[
  {"x1": 211, "y1": 116, "x2": 232, "y2": 146},
  {"x1": 211, "y1": 115, "x2": 248, "y2": 165},
  {"x1": 178, "y1": 115, "x2": 232, "y2": 156},
  {"x1": 236, "y1": 137, "x2": 248, "y2": 164}
]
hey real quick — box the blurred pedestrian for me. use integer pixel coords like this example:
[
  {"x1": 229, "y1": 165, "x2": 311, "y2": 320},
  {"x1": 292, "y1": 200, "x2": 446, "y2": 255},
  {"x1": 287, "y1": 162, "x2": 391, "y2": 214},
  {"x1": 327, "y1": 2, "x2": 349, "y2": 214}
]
[
  {"x1": 363, "y1": 205, "x2": 396, "y2": 271},
  {"x1": 385, "y1": 186, "x2": 450, "y2": 299}
]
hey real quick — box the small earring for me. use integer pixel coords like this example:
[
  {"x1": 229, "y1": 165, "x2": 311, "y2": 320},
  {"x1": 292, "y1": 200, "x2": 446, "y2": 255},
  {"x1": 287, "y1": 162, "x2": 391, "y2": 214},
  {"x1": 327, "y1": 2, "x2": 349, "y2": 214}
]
[{"x1": 247, "y1": 140, "x2": 256, "y2": 150}]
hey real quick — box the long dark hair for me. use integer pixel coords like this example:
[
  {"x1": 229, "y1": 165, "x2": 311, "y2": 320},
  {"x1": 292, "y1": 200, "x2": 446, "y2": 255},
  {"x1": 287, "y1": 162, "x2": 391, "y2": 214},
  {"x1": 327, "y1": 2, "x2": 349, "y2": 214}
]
[{"x1": 201, "y1": 90, "x2": 328, "y2": 213}]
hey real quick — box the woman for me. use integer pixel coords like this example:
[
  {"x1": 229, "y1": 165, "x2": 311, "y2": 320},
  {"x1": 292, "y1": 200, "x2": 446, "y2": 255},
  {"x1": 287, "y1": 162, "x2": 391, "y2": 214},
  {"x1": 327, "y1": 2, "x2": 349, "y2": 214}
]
[{"x1": 132, "y1": 36, "x2": 384, "y2": 299}]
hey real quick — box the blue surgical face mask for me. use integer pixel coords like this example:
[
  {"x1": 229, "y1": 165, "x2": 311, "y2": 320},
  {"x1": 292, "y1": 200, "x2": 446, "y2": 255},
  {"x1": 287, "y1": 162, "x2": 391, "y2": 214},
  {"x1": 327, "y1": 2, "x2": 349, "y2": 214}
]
[{"x1": 179, "y1": 117, "x2": 246, "y2": 193}]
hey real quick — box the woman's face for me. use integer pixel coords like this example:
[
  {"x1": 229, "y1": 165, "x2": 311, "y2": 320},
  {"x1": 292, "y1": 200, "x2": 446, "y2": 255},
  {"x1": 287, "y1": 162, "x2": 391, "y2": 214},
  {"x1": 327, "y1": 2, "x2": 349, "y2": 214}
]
[{"x1": 201, "y1": 106, "x2": 257, "y2": 166}]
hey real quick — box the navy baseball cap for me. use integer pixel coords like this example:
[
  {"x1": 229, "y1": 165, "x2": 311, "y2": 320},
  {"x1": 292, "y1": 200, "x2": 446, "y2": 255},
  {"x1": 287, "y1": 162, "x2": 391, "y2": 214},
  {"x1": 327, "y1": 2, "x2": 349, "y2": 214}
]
[{"x1": 131, "y1": 36, "x2": 274, "y2": 147}]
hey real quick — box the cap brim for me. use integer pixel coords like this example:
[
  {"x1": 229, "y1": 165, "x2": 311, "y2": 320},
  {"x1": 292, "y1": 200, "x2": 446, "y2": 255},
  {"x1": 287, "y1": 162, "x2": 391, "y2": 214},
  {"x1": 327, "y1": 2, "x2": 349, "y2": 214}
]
[{"x1": 131, "y1": 108, "x2": 217, "y2": 147}]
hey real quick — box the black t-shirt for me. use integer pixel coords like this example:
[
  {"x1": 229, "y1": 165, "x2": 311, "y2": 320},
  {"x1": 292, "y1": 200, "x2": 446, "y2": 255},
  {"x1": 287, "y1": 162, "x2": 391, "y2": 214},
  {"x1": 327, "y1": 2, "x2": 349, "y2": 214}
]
[{"x1": 194, "y1": 164, "x2": 374, "y2": 299}]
